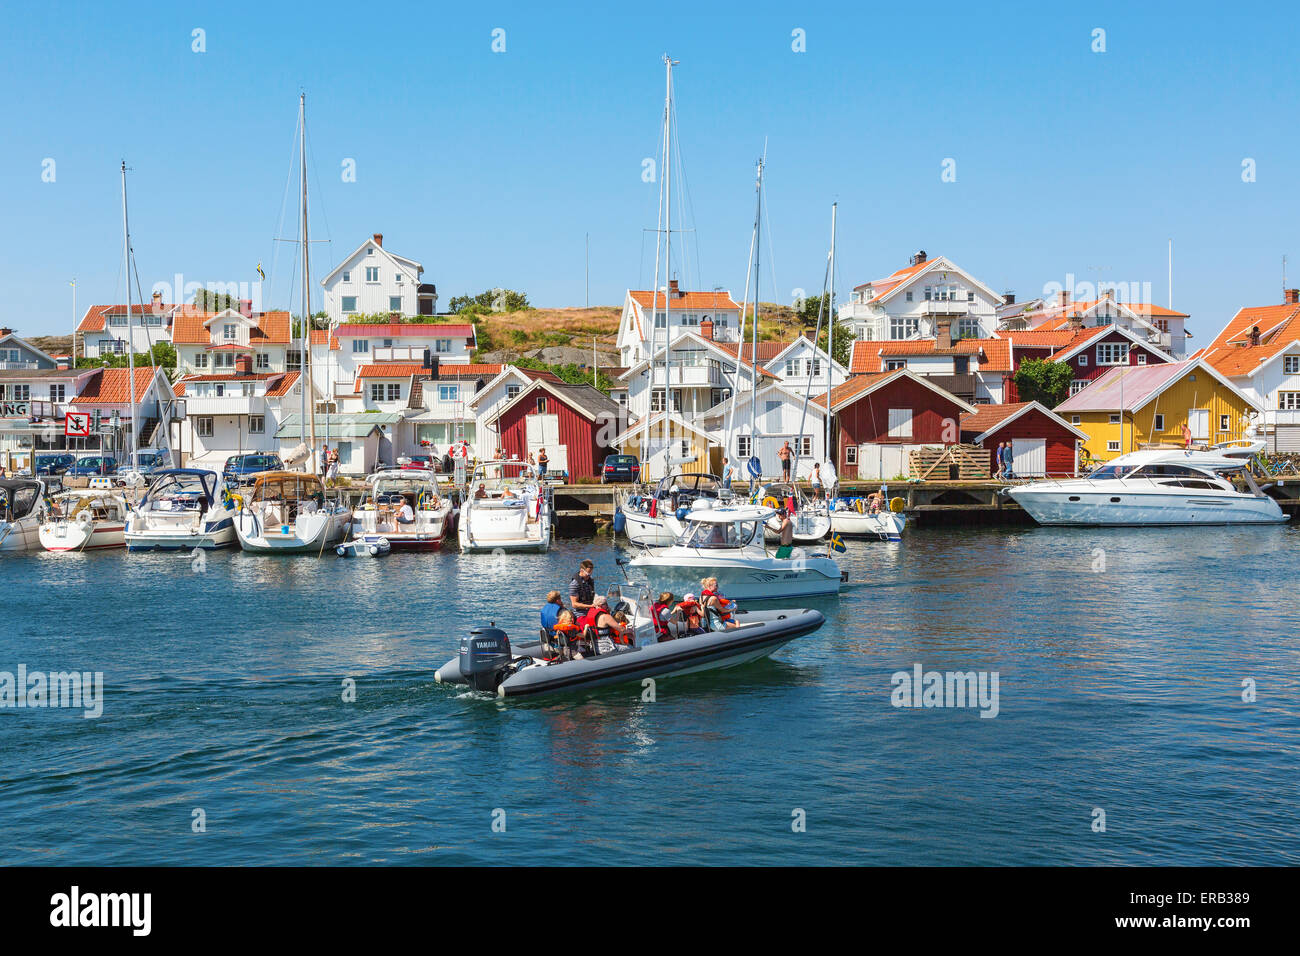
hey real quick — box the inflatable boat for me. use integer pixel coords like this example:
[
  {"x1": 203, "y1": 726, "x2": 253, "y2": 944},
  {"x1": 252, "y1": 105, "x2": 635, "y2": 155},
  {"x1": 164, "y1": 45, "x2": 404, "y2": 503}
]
[{"x1": 435, "y1": 594, "x2": 824, "y2": 698}]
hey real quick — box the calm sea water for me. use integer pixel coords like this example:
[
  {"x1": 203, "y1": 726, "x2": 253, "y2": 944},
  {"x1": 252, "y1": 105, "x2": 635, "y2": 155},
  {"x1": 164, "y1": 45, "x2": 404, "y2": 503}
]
[{"x1": 1, "y1": 524, "x2": 1298, "y2": 866}]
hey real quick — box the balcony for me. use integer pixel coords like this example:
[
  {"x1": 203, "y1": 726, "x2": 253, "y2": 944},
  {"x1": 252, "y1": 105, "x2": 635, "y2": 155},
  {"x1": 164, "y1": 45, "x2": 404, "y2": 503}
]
[
  {"x1": 919, "y1": 298, "x2": 972, "y2": 316},
  {"x1": 182, "y1": 394, "x2": 268, "y2": 416},
  {"x1": 0, "y1": 360, "x2": 40, "y2": 370},
  {"x1": 1262, "y1": 409, "x2": 1300, "y2": 427},
  {"x1": 650, "y1": 363, "x2": 733, "y2": 388},
  {"x1": 373, "y1": 346, "x2": 434, "y2": 363},
  {"x1": 838, "y1": 302, "x2": 877, "y2": 322}
]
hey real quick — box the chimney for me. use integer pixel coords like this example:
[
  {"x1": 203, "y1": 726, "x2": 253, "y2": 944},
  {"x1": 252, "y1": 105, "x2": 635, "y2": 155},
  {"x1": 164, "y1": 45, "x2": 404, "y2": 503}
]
[
  {"x1": 1002, "y1": 291, "x2": 1016, "y2": 305},
  {"x1": 935, "y1": 316, "x2": 952, "y2": 350},
  {"x1": 151, "y1": 291, "x2": 162, "y2": 308},
  {"x1": 239, "y1": 298, "x2": 253, "y2": 317},
  {"x1": 1057, "y1": 290, "x2": 1070, "y2": 308},
  {"x1": 1250, "y1": 325, "x2": 1261, "y2": 346},
  {"x1": 235, "y1": 354, "x2": 253, "y2": 375},
  {"x1": 0, "y1": 326, "x2": 13, "y2": 337},
  {"x1": 1285, "y1": 289, "x2": 1299, "y2": 305},
  {"x1": 700, "y1": 318, "x2": 714, "y2": 340},
  {"x1": 373, "y1": 233, "x2": 384, "y2": 248},
  {"x1": 1067, "y1": 311, "x2": 1084, "y2": 330},
  {"x1": 668, "y1": 278, "x2": 680, "y2": 297}
]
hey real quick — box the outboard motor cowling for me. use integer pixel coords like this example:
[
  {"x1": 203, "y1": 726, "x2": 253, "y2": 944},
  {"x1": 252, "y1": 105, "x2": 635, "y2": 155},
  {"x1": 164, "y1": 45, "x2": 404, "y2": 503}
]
[{"x1": 460, "y1": 626, "x2": 513, "y2": 692}]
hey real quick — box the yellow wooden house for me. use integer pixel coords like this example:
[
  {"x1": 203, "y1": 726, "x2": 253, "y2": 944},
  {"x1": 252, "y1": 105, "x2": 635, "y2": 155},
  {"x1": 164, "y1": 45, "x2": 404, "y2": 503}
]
[
  {"x1": 1054, "y1": 359, "x2": 1262, "y2": 461},
  {"x1": 613, "y1": 412, "x2": 721, "y2": 480}
]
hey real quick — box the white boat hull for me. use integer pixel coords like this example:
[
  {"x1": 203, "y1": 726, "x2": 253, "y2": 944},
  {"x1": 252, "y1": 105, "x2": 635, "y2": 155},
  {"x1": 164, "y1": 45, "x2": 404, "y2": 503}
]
[
  {"x1": 1010, "y1": 485, "x2": 1288, "y2": 526},
  {"x1": 619, "y1": 508, "x2": 684, "y2": 547},
  {"x1": 830, "y1": 510, "x2": 907, "y2": 540},
  {"x1": 125, "y1": 515, "x2": 236, "y2": 551},
  {"x1": 629, "y1": 550, "x2": 844, "y2": 600},
  {"x1": 458, "y1": 501, "x2": 551, "y2": 552},
  {"x1": 234, "y1": 509, "x2": 351, "y2": 553},
  {"x1": 39, "y1": 519, "x2": 126, "y2": 551},
  {"x1": 0, "y1": 518, "x2": 42, "y2": 552}
]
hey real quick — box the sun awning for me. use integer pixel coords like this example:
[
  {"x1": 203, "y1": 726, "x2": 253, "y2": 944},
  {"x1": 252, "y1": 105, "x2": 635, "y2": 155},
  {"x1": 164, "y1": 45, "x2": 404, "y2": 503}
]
[{"x1": 274, "y1": 412, "x2": 404, "y2": 440}]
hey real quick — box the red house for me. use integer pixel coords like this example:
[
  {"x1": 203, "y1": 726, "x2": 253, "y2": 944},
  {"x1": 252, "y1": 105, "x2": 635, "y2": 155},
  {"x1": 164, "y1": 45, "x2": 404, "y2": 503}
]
[
  {"x1": 492, "y1": 378, "x2": 621, "y2": 480},
  {"x1": 959, "y1": 401, "x2": 1087, "y2": 477},
  {"x1": 1000, "y1": 324, "x2": 1172, "y2": 402},
  {"x1": 814, "y1": 368, "x2": 975, "y2": 479}
]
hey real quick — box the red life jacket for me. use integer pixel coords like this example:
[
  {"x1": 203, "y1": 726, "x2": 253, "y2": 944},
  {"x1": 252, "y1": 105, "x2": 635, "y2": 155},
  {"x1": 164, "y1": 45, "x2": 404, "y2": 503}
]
[
  {"x1": 701, "y1": 588, "x2": 734, "y2": 623},
  {"x1": 649, "y1": 602, "x2": 671, "y2": 636},
  {"x1": 675, "y1": 600, "x2": 703, "y2": 630}
]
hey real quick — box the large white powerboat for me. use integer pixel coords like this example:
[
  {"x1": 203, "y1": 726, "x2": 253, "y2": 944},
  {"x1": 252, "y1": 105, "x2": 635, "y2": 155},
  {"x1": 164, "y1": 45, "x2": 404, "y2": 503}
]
[
  {"x1": 829, "y1": 495, "x2": 908, "y2": 541},
  {"x1": 458, "y1": 461, "x2": 552, "y2": 552},
  {"x1": 347, "y1": 469, "x2": 455, "y2": 551},
  {"x1": 1008, "y1": 446, "x2": 1288, "y2": 526},
  {"x1": 0, "y1": 478, "x2": 47, "y2": 552},
  {"x1": 628, "y1": 504, "x2": 846, "y2": 600},
  {"x1": 616, "y1": 473, "x2": 724, "y2": 546},
  {"x1": 39, "y1": 489, "x2": 129, "y2": 551},
  {"x1": 232, "y1": 471, "x2": 351, "y2": 554},
  {"x1": 125, "y1": 468, "x2": 236, "y2": 551}
]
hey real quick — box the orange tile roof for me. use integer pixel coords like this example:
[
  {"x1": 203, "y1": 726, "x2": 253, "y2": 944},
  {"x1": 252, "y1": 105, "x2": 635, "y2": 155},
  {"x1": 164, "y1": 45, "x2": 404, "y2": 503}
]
[
  {"x1": 436, "y1": 363, "x2": 502, "y2": 377},
  {"x1": 849, "y1": 337, "x2": 1011, "y2": 373},
  {"x1": 628, "y1": 290, "x2": 741, "y2": 313},
  {"x1": 71, "y1": 366, "x2": 160, "y2": 406},
  {"x1": 852, "y1": 259, "x2": 932, "y2": 295},
  {"x1": 516, "y1": 367, "x2": 563, "y2": 382},
  {"x1": 811, "y1": 371, "x2": 896, "y2": 409},
  {"x1": 173, "y1": 371, "x2": 300, "y2": 397},
  {"x1": 356, "y1": 363, "x2": 426, "y2": 379},
  {"x1": 959, "y1": 401, "x2": 1035, "y2": 434},
  {"x1": 170, "y1": 313, "x2": 216, "y2": 344},
  {"x1": 309, "y1": 329, "x2": 340, "y2": 350},
  {"x1": 265, "y1": 371, "x2": 300, "y2": 398},
  {"x1": 77, "y1": 303, "x2": 180, "y2": 332},
  {"x1": 1200, "y1": 304, "x2": 1300, "y2": 377},
  {"x1": 715, "y1": 339, "x2": 794, "y2": 364},
  {"x1": 251, "y1": 311, "x2": 291, "y2": 345}
]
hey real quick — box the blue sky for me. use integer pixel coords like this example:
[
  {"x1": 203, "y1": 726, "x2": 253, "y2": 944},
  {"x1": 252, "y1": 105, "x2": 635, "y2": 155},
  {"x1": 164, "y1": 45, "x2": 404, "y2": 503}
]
[{"x1": 2, "y1": 0, "x2": 1297, "y2": 343}]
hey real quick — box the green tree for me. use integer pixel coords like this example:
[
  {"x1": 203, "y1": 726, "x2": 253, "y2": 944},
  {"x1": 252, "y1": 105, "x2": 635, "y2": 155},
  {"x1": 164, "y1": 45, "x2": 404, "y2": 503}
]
[
  {"x1": 76, "y1": 341, "x2": 177, "y2": 371},
  {"x1": 450, "y1": 289, "x2": 531, "y2": 314},
  {"x1": 513, "y1": 356, "x2": 614, "y2": 393},
  {"x1": 818, "y1": 322, "x2": 853, "y2": 369},
  {"x1": 192, "y1": 289, "x2": 241, "y2": 311},
  {"x1": 1013, "y1": 358, "x2": 1074, "y2": 408}
]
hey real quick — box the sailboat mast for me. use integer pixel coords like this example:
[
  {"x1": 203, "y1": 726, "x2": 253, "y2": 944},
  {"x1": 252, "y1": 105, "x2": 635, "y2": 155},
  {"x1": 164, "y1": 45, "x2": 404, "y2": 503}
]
[
  {"x1": 300, "y1": 93, "x2": 317, "y2": 472},
  {"x1": 661, "y1": 55, "x2": 674, "y2": 476},
  {"x1": 748, "y1": 159, "x2": 763, "y2": 471},
  {"x1": 121, "y1": 160, "x2": 138, "y2": 473},
  {"x1": 826, "y1": 202, "x2": 837, "y2": 465}
]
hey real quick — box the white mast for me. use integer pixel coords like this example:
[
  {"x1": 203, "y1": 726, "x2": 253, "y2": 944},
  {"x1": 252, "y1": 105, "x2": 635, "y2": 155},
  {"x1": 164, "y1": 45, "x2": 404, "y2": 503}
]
[
  {"x1": 661, "y1": 54, "x2": 675, "y2": 478},
  {"x1": 121, "y1": 160, "x2": 138, "y2": 474},
  {"x1": 300, "y1": 93, "x2": 317, "y2": 473},
  {"x1": 825, "y1": 202, "x2": 837, "y2": 467},
  {"x1": 747, "y1": 158, "x2": 764, "y2": 480}
]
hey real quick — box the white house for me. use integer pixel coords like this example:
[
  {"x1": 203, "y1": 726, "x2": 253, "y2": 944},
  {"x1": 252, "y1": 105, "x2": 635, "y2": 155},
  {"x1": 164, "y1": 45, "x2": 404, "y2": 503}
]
[
  {"x1": 171, "y1": 308, "x2": 294, "y2": 375},
  {"x1": 68, "y1": 365, "x2": 177, "y2": 464},
  {"x1": 1199, "y1": 294, "x2": 1300, "y2": 451},
  {"x1": 619, "y1": 330, "x2": 774, "y2": 429},
  {"x1": 616, "y1": 281, "x2": 743, "y2": 366},
  {"x1": 173, "y1": 366, "x2": 304, "y2": 467},
  {"x1": 471, "y1": 365, "x2": 569, "y2": 458},
  {"x1": 849, "y1": 331, "x2": 1013, "y2": 405},
  {"x1": 838, "y1": 251, "x2": 1003, "y2": 343},
  {"x1": 76, "y1": 293, "x2": 181, "y2": 358},
  {"x1": 749, "y1": 335, "x2": 848, "y2": 402},
  {"x1": 318, "y1": 234, "x2": 435, "y2": 325},
  {"x1": 316, "y1": 321, "x2": 476, "y2": 410},
  {"x1": 1008, "y1": 290, "x2": 1190, "y2": 358},
  {"x1": 698, "y1": 380, "x2": 830, "y2": 480}
]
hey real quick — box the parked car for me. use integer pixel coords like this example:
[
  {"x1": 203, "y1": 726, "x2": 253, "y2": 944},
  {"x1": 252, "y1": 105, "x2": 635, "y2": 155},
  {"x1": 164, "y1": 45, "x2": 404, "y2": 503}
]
[
  {"x1": 600, "y1": 453, "x2": 641, "y2": 484},
  {"x1": 223, "y1": 453, "x2": 285, "y2": 486},
  {"x1": 35, "y1": 453, "x2": 76, "y2": 476},
  {"x1": 398, "y1": 455, "x2": 435, "y2": 471},
  {"x1": 67, "y1": 456, "x2": 118, "y2": 477}
]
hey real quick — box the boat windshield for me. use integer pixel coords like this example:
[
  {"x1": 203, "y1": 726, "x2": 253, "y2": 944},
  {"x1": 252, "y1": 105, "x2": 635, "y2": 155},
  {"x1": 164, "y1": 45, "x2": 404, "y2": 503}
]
[
  {"x1": 0, "y1": 483, "x2": 40, "y2": 521},
  {"x1": 677, "y1": 518, "x2": 759, "y2": 549},
  {"x1": 658, "y1": 474, "x2": 720, "y2": 498},
  {"x1": 146, "y1": 472, "x2": 212, "y2": 506},
  {"x1": 1085, "y1": 464, "x2": 1136, "y2": 480}
]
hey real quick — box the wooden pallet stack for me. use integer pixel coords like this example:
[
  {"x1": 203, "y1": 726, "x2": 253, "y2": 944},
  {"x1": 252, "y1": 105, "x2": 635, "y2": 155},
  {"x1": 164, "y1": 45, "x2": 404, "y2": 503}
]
[{"x1": 908, "y1": 444, "x2": 990, "y2": 481}]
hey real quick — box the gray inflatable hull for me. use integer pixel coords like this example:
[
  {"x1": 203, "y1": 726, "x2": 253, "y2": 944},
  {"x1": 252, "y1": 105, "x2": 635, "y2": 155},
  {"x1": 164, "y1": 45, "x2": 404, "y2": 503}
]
[{"x1": 435, "y1": 607, "x2": 825, "y2": 698}]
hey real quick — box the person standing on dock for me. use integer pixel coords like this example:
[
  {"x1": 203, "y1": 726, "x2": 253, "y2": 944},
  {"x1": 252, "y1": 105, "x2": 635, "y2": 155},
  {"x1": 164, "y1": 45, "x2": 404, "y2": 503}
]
[
  {"x1": 778, "y1": 441, "x2": 793, "y2": 482},
  {"x1": 538, "y1": 448, "x2": 549, "y2": 480},
  {"x1": 721, "y1": 457, "x2": 736, "y2": 492},
  {"x1": 569, "y1": 559, "x2": 596, "y2": 615},
  {"x1": 1000, "y1": 443, "x2": 1014, "y2": 480},
  {"x1": 993, "y1": 442, "x2": 1005, "y2": 479},
  {"x1": 810, "y1": 463, "x2": 823, "y2": 500}
]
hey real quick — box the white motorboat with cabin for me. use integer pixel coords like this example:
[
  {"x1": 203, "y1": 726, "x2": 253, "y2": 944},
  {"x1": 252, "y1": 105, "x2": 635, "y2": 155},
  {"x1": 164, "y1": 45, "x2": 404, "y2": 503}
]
[
  {"x1": 232, "y1": 471, "x2": 351, "y2": 553},
  {"x1": 458, "y1": 461, "x2": 553, "y2": 552},
  {"x1": 616, "y1": 472, "x2": 724, "y2": 546},
  {"x1": 829, "y1": 494, "x2": 909, "y2": 541},
  {"x1": 39, "y1": 488, "x2": 129, "y2": 551},
  {"x1": 0, "y1": 478, "x2": 47, "y2": 552},
  {"x1": 347, "y1": 468, "x2": 455, "y2": 551},
  {"x1": 628, "y1": 504, "x2": 846, "y2": 600},
  {"x1": 125, "y1": 468, "x2": 236, "y2": 551},
  {"x1": 1007, "y1": 444, "x2": 1287, "y2": 526}
]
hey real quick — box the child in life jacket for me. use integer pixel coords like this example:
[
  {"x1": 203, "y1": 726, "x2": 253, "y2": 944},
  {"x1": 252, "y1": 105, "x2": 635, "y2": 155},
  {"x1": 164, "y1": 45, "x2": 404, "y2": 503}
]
[
  {"x1": 649, "y1": 592, "x2": 675, "y2": 641},
  {"x1": 674, "y1": 593, "x2": 706, "y2": 635},
  {"x1": 699, "y1": 576, "x2": 738, "y2": 629},
  {"x1": 551, "y1": 609, "x2": 584, "y2": 660}
]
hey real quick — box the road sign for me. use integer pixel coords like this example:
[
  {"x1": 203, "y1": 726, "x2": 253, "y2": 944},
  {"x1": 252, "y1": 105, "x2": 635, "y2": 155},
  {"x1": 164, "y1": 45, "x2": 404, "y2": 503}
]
[{"x1": 65, "y1": 412, "x2": 91, "y2": 437}]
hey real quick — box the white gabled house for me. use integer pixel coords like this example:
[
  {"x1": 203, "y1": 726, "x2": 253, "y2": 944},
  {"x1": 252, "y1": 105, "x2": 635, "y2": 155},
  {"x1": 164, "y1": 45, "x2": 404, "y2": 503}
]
[
  {"x1": 173, "y1": 367, "x2": 304, "y2": 467},
  {"x1": 76, "y1": 293, "x2": 182, "y2": 358},
  {"x1": 838, "y1": 251, "x2": 1003, "y2": 343},
  {"x1": 1010, "y1": 290, "x2": 1190, "y2": 358},
  {"x1": 616, "y1": 281, "x2": 743, "y2": 366},
  {"x1": 470, "y1": 365, "x2": 570, "y2": 457},
  {"x1": 698, "y1": 380, "x2": 830, "y2": 480},
  {"x1": 319, "y1": 233, "x2": 436, "y2": 325}
]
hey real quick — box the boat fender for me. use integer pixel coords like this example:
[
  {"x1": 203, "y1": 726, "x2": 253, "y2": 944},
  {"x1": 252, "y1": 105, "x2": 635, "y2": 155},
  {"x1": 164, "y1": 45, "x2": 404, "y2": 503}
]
[
  {"x1": 855, "y1": 498, "x2": 866, "y2": 514},
  {"x1": 228, "y1": 493, "x2": 244, "y2": 512},
  {"x1": 889, "y1": 497, "x2": 906, "y2": 513},
  {"x1": 762, "y1": 496, "x2": 780, "y2": 510},
  {"x1": 613, "y1": 509, "x2": 626, "y2": 534},
  {"x1": 336, "y1": 544, "x2": 350, "y2": 557},
  {"x1": 676, "y1": 506, "x2": 690, "y2": 520},
  {"x1": 75, "y1": 510, "x2": 94, "y2": 529}
]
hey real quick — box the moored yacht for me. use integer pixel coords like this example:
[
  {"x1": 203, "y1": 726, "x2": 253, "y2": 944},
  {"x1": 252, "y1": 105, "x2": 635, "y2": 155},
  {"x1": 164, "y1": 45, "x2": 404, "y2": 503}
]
[
  {"x1": 232, "y1": 471, "x2": 351, "y2": 553},
  {"x1": 628, "y1": 504, "x2": 845, "y2": 600},
  {"x1": 39, "y1": 489, "x2": 130, "y2": 551},
  {"x1": 347, "y1": 469, "x2": 455, "y2": 551},
  {"x1": 125, "y1": 468, "x2": 236, "y2": 551},
  {"x1": 0, "y1": 478, "x2": 47, "y2": 552},
  {"x1": 1008, "y1": 446, "x2": 1287, "y2": 526},
  {"x1": 458, "y1": 461, "x2": 552, "y2": 552},
  {"x1": 829, "y1": 495, "x2": 908, "y2": 541},
  {"x1": 616, "y1": 472, "x2": 724, "y2": 546}
]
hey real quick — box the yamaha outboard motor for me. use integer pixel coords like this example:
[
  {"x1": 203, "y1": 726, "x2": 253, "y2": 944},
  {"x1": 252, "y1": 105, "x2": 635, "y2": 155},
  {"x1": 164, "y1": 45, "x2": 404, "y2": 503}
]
[{"x1": 460, "y1": 626, "x2": 513, "y2": 692}]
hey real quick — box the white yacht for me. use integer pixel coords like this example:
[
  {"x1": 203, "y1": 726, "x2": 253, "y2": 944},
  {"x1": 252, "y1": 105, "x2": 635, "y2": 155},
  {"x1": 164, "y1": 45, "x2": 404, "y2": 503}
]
[
  {"x1": 617, "y1": 473, "x2": 724, "y2": 546},
  {"x1": 0, "y1": 478, "x2": 47, "y2": 552},
  {"x1": 458, "y1": 461, "x2": 552, "y2": 552},
  {"x1": 125, "y1": 468, "x2": 236, "y2": 551},
  {"x1": 829, "y1": 496, "x2": 908, "y2": 541},
  {"x1": 39, "y1": 489, "x2": 130, "y2": 551},
  {"x1": 628, "y1": 504, "x2": 846, "y2": 600},
  {"x1": 232, "y1": 471, "x2": 351, "y2": 554},
  {"x1": 1008, "y1": 446, "x2": 1287, "y2": 526},
  {"x1": 347, "y1": 469, "x2": 455, "y2": 551}
]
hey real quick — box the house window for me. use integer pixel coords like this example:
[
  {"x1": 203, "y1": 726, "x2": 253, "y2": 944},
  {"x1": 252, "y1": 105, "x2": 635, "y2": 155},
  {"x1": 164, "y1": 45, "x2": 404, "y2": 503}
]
[
  {"x1": 1070, "y1": 415, "x2": 1081, "y2": 425},
  {"x1": 710, "y1": 387, "x2": 730, "y2": 407},
  {"x1": 438, "y1": 384, "x2": 459, "y2": 402},
  {"x1": 435, "y1": 339, "x2": 453, "y2": 353},
  {"x1": 797, "y1": 436, "x2": 813, "y2": 456},
  {"x1": 341, "y1": 296, "x2": 357, "y2": 313},
  {"x1": 616, "y1": 391, "x2": 628, "y2": 408},
  {"x1": 387, "y1": 383, "x2": 401, "y2": 402},
  {"x1": 108, "y1": 314, "x2": 128, "y2": 327},
  {"x1": 223, "y1": 324, "x2": 237, "y2": 341},
  {"x1": 887, "y1": 408, "x2": 912, "y2": 438},
  {"x1": 395, "y1": 273, "x2": 403, "y2": 284},
  {"x1": 785, "y1": 359, "x2": 798, "y2": 377},
  {"x1": 653, "y1": 312, "x2": 667, "y2": 329},
  {"x1": 889, "y1": 316, "x2": 919, "y2": 339},
  {"x1": 736, "y1": 435, "x2": 751, "y2": 458},
  {"x1": 196, "y1": 417, "x2": 214, "y2": 438},
  {"x1": 885, "y1": 359, "x2": 908, "y2": 371},
  {"x1": 249, "y1": 415, "x2": 265, "y2": 434},
  {"x1": 287, "y1": 349, "x2": 302, "y2": 371},
  {"x1": 389, "y1": 296, "x2": 402, "y2": 312},
  {"x1": 365, "y1": 266, "x2": 380, "y2": 282},
  {"x1": 342, "y1": 270, "x2": 351, "y2": 283},
  {"x1": 1284, "y1": 356, "x2": 1300, "y2": 375},
  {"x1": 844, "y1": 445, "x2": 858, "y2": 465},
  {"x1": 11, "y1": 384, "x2": 30, "y2": 401},
  {"x1": 1070, "y1": 379, "x2": 1088, "y2": 395},
  {"x1": 956, "y1": 318, "x2": 980, "y2": 339},
  {"x1": 506, "y1": 384, "x2": 521, "y2": 400},
  {"x1": 967, "y1": 291, "x2": 975, "y2": 302},
  {"x1": 1078, "y1": 355, "x2": 1088, "y2": 367},
  {"x1": 214, "y1": 352, "x2": 235, "y2": 369},
  {"x1": 369, "y1": 383, "x2": 385, "y2": 403},
  {"x1": 905, "y1": 291, "x2": 913, "y2": 302},
  {"x1": 50, "y1": 384, "x2": 65, "y2": 404},
  {"x1": 143, "y1": 313, "x2": 163, "y2": 327},
  {"x1": 195, "y1": 352, "x2": 209, "y2": 369},
  {"x1": 367, "y1": 247, "x2": 375, "y2": 256},
  {"x1": 352, "y1": 339, "x2": 369, "y2": 353},
  {"x1": 1096, "y1": 343, "x2": 1129, "y2": 365},
  {"x1": 1153, "y1": 414, "x2": 1164, "y2": 431},
  {"x1": 112, "y1": 340, "x2": 126, "y2": 354},
  {"x1": 256, "y1": 353, "x2": 269, "y2": 370},
  {"x1": 1107, "y1": 440, "x2": 1120, "y2": 452},
  {"x1": 1219, "y1": 414, "x2": 1230, "y2": 431},
  {"x1": 1109, "y1": 413, "x2": 1121, "y2": 424},
  {"x1": 650, "y1": 389, "x2": 665, "y2": 412},
  {"x1": 1136, "y1": 353, "x2": 1147, "y2": 365},
  {"x1": 808, "y1": 358, "x2": 822, "y2": 377},
  {"x1": 536, "y1": 396, "x2": 547, "y2": 414},
  {"x1": 681, "y1": 313, "x2": 698, "y2": 327},
  {"x1": 1278, "y1": 391, "x2": 1300, "y2": 410}
]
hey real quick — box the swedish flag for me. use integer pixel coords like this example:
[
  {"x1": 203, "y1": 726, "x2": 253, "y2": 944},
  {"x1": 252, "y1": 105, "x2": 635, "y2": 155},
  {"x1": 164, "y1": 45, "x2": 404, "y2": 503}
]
[
  {"x1": 256, "y1": 262, "x2": 266, "y2": 281},
  {"x1": 828, "y1": 533, "x2": 847, "y2": 553}
]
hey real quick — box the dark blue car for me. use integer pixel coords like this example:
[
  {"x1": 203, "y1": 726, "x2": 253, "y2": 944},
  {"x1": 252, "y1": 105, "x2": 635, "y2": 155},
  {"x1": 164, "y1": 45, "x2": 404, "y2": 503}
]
[
  {"x1": 600, "y1": 453, "x2": 641, "y2": 484},
  {"x1": 67, "y1": 455, "x2": 117, "y2": 477},
  {"x1": 35, "y1": 453, "x2": 76, "y2": 476},
  {"x1": 223, "y1": 453, "x2": 284, "y2": 486}
]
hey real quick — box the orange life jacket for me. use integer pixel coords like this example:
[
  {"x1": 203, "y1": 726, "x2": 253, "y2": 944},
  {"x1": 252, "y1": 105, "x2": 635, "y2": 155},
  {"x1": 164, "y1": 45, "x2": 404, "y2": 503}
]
[
  {"x1": 701, "y1": 588, "x2": 734, "y2": 623},
  {"x1": 649, "y1": 602, "x2": 671, "y2": 637},
  {"x1": 675, "y1": 600, "x2": 703, "y2": 630}
]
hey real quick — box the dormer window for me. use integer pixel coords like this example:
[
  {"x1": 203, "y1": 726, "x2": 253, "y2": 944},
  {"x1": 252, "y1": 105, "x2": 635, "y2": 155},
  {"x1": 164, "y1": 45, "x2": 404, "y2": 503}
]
[
  {"x1": 342, "y1": 270, "x2": 351, "y2": 283},
  {"x1": 367, "y1": 247, "x2": 375, "y2": 256},
  {"x1": 223, "y1": 324, "x2": 237, "y2": 341}
]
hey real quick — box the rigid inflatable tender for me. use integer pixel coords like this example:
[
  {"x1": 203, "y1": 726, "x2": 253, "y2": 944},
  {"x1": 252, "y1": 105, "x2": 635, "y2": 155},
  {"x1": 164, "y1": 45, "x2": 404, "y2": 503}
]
[{"x1": 435, "y1": 606, "x2": 825, "y2": 698}]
